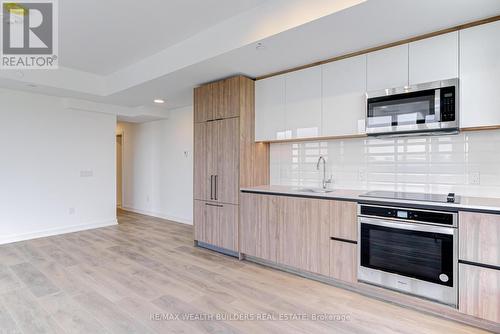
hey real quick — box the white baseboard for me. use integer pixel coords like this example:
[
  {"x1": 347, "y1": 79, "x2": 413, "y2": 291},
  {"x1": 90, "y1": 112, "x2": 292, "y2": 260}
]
[
  {"x1": 121, "y1": 206, "x2": 193, "y2": 225},
  {"x1": 0, "y1": 218, "x2": 118, "y2": 245}
]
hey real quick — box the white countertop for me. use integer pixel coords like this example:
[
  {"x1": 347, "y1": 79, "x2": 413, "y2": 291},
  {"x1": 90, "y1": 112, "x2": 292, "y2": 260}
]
[{"x1": 240, "y1": 185, "x2": 500, "y2": 214}]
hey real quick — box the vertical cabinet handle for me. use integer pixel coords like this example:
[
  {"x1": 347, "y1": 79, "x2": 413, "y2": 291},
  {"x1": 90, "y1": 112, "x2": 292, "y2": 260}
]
[
  {"x1": 210, "y1": 175, "x2": 214, "y2": 200},
  {"x1": 215, "y1": 175, "x2": 218, "y2": 200}
]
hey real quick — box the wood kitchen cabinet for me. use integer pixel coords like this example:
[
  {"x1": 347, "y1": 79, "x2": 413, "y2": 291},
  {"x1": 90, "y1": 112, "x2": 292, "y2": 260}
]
[
  {"x1": 194, "y1": 200, "x2": 238, "y2": 251},
  {"x1": 330, "y1": 200, "x2": 358, "y2": 241},
  {"x1": 193, "y1": 122, "x2": 207, "y2": 201},
  {"x1": 458, "y1": 211, "x2": 500, "y2": 323},
  {"x1": 206, "y1": 121, "x2": 218, "y2": 200},
  {"x1": 194, "y1": 200, "x2": 217, "y2": 246},
  {"x1": 240, "y1": 193, "x2": 280, "y2": 262},
  {"x1": 240, "y1": 193, "x2": 358, "y2": 278},
  {"x1": 194, "y1": 83, "x2": 214, "y2": 123},
  {"x1": 193, "y1": 93, "x2": 246, "y2": 206},
  {"x1": 279, "y1": 196, "x2": 330, "y2": 276},
  {"x1": 329, "y1": 200, "x2": 358, "y2": 283},
  {"x1": 218, "y1": 203, "x2": 239, "y2": 251},
  {"x1": 213, "y1": 77, "x2": 241, "y2": 120},
  {"x1": 193, "y1": 76, "x2": 269, "y2": 252},
  {"x1": 459, "y1": 263, "x2": 500, "y2": 323},
  {"x1": 194, "y1": 120, "x2": 230, "y2": 202},
  {"x1": 216, "y1": 118, "x2": 240, "y2": 204},
  {"x1": 194, "y1": 77, "x2": 241, "y2": 123},
  {"x1": 240, "y1": 193, "x2": 332, "y2": 275},
  {"x1": 330, "y1": 240, "x2": 357, "y2": 284},
  {"x1": 460, "y1": 20, "x2": 500, "y2": 128},
  {"x1": 459, "y1": 211, "x2": 500, "y2": 267}
]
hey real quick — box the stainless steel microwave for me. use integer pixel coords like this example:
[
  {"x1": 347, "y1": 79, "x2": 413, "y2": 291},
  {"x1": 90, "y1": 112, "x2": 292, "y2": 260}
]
[{"x1": 366, "y1": 78, "x2": 459, "y2": 136}]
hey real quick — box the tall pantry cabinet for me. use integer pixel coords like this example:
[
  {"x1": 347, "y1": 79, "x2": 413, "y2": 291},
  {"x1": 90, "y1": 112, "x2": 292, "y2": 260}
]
[{"x1": 193, "y1": 76, "x2": 269, "y2": 252}]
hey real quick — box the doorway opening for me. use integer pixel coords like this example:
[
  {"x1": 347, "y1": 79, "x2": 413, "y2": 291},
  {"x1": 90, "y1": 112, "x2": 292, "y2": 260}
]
[{"x1": 116, "y1": 133, "x2": 123, "y2": 208}]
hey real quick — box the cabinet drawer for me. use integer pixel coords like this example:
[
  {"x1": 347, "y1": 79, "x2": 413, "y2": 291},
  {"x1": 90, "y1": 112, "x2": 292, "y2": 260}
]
[
  {"x1": 459, "y1": 211, "x2": 500, "y2": 267},
  {"x1": 459, "y1": 263, "x2": 500, "y2": 323},
  {"x1": 329, "y1": 239, "x2": 357, "y2": 284}
]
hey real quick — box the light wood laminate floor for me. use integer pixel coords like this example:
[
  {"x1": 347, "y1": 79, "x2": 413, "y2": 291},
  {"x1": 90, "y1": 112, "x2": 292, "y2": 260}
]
[{"x1": 0, "y1": 210, "x2": 491, "y2": 334}]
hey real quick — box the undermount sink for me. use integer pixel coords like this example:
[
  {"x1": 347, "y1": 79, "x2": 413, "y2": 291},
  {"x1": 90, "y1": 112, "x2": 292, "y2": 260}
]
[{"x1": 294, "y1": 187, "x2": 334, "y2": 194}]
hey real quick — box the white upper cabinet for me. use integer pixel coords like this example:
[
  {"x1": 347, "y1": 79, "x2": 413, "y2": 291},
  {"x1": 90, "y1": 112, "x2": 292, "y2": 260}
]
[
  {"x1": 322, "y1": 55, "x2": 367, "y2": 136},
  {"x1": 367, "y1": 44, "x2": 409, "y2": 91},
  {"x1": 285, "y1": 66, "x2": 322, "y2": 139},
  {"x1": 255, "y1": 75, "x2": 286, "y2": 141},
  {"x1": 409, "y1": 32, "x2": 459, "y2": 85},
  {"x1": 255, "y1": 21, "x2": 500, "y2": 141},
  {"x1": 460, "y1": 20, "x2": 500, "y2": 128}
]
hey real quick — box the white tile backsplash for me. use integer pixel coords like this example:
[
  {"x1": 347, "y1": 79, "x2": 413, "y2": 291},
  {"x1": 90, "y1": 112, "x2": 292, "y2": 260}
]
[{"x1": 270, "y1": 130, "x2": 500, "y2": 198}]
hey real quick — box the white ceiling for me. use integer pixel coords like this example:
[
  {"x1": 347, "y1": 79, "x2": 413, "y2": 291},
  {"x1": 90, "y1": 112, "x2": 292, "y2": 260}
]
[
  {"x1": 59, "y1": 0, "x2": 267, "y2": 74},
  {"x1": 1, "y1": 0, "x2": 500, "y2": 121}
]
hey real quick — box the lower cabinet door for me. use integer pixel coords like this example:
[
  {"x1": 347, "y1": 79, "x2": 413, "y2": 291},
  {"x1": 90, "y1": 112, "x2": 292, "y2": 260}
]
[
  {"x1": 218, "y1": 203, "x2": 238, "y2": 252},
  {"x1": 459, "y1": 263, "x2": 500, "y2": 323},
  {"x1": 279, "y1": 197, "x2": 330, "y2": 276},
  {"x1": 194, "y1": 200, "x2": 238, "y2": 252},
  {"x1": 330, "y1": 240, "x2": 357, "y2": 284},
  {"x1": 194, "y1": 200, "x2": 219, "y2": 246},
  {"x1": 240, "y1": 193, "x2": 280, "y2": 262}
]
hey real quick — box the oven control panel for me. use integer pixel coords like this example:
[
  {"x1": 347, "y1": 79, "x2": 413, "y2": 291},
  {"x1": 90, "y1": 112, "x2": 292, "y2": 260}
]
[{"x1": 359, "y1": 205, "x2": 457, "y2": 226}]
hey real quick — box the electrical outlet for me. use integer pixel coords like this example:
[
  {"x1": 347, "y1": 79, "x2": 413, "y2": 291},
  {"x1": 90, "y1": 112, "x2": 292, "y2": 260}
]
[
  {"x1": 69, "y1": 207, "x2": 76, "y2": 215},
  {"x1": 80, "y1": 170, "x2": 93, "y2": 177},
  {"x1": 146, "y1": 195, "x2": 150, "y2": 203},
  {"x1": 470, "y1": 172, "x2": 481, "y2": 185}
]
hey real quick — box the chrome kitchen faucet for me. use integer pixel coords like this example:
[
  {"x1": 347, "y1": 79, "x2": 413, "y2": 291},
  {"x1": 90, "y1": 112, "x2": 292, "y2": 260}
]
[{"x1": 316, "y1": 155, "x2": 332, "y2": 190}]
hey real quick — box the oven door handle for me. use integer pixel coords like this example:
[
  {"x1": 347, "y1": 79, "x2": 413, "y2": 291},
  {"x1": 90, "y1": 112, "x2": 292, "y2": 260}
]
[{"x1": 359, "y1": 217, "x2": 456, "y2": 235}]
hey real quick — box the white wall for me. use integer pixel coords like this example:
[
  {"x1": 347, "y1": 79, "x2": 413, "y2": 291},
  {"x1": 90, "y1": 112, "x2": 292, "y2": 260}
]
[
  {"x1": 271, "y1": 130, "x2": 500, "y2": 198},
  {"x1": 0, "y1": 89, "x2": 117, "y2": 245},
  {"x1": 117, "y1": 105, "x2": 193, "y2": 224}
]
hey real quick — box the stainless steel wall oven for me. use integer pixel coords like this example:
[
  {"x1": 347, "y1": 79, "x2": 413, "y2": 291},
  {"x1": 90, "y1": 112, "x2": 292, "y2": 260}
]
[{"x1": 358, "y1": 204, "x2": 458, "y2": 306}]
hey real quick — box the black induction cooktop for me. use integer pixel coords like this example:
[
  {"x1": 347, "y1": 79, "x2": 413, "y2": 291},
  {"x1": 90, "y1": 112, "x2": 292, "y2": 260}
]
[{"x1": 359, "y1": 191, "x2": 460, "y2": 204}]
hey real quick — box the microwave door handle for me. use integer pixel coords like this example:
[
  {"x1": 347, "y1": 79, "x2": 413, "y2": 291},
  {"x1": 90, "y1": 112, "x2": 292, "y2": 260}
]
[{"x1": 435, "y1": 88, "x2": 441, "y2": 122}]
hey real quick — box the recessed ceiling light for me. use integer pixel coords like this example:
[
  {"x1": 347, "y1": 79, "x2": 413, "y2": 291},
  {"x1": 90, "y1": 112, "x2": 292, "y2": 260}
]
[{"x1": 154, "y1": 99, "x2": 165, "y2": 104}]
